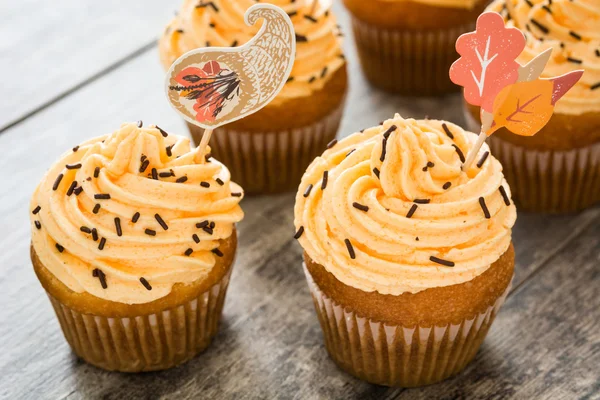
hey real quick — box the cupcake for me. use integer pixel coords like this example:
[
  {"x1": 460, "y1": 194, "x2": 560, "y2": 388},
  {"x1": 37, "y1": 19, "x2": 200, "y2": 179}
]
[
  {"x1": 30, "y1": 123, "x2": 244, "y2": 372},
  {"x1": 464, "y1": 0, "x2": 600, "y2": 213},
  {"x1": 159, "y1": 0, "x2": 347, "y2": 194},
  {"x1": 294, "y1": 115, "x2": 516, "y2": 387},
  {"x1": 342, "y1": 0, "x2": 488, "y2": 95}
]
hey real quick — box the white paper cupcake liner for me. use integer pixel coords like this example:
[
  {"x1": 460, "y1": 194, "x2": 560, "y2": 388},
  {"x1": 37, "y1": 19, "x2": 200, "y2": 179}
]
[
  {"x1": 303, "y1": 263, "x2": 511, "y2": 387},
  {"x1": 350, "y1": 17, "x2": 475, "y2": 95},
  {"x1": 47, "y1": 268, "x2": 232, "y2": 372},
  {"x1": 189, "y1": 102, "x2": 344, "y2": 194},
  {"x1": 464, "y1": 104, "x2": 600, "y2": 212}
]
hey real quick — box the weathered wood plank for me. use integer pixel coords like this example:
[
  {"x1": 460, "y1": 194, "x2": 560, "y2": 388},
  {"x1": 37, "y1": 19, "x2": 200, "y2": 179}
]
[{"x1": 0, "y1": 0, "x2": 174, "y2": 131}]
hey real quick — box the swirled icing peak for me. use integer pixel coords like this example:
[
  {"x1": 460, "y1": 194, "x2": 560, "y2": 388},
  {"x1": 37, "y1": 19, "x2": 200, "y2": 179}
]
[
  {"x1": 294, "y1": 115, "x2": 517, "y2": 295},
  {"x1": 489, "y1": 0, "x2": 600, "y2": 115},
  {"x1": 159, "y1": 0, "x2": 345, "y2": 105},
  {"x1": 30, "y1": 123, "x2": 244, "y2": 304}
]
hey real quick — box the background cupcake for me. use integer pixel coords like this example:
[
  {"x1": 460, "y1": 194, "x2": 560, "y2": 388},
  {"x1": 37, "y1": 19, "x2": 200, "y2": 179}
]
[
  {"x1": 294, "y1": 115, "x2": 516, "y2": 387},
  {"x1": 464, "y1": 0, "x2": 600, "y2": 213},
  {"x1": 30, "y1": 123, "x2": 244, "y2": 372},
  {"x1": 342, "y1": 0, "x2": 488, "y2": 95},
  {"x1": 160, "y1": 0, "x2": 347, "y2": 194}
]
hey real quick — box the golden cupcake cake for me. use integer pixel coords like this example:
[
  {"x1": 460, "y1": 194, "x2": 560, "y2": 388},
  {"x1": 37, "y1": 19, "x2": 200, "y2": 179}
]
[
  {"x1": 30, "y1": 122, "x2": 244, "y2": 372},
  {"x1": 159, "y1": 0, "x2": 347, "y2": 194},
  {"x1": 342, "y1": 0, "x2": 487, "y2": 95},
  {"x1": 294, "y1": 115, "x2": 517, "y2": 387},
  {"x1": 464, "y1": 0, "x2": 600, "y2": 213}
]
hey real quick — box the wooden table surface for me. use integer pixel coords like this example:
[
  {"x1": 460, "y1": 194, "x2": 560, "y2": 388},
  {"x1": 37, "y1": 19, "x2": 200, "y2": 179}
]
[{"x1": 1, "y1": 2, "x2": 598, "y2": 399}]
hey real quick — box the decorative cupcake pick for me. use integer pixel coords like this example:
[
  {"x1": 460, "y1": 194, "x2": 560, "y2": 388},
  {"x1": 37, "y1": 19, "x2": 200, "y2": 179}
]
[
  {"x1": 165, "y1": 4, "x2": 296, "y2": 161},
  {"x1": 450, "y1": 11, "x2": 584, "y2": 169}
]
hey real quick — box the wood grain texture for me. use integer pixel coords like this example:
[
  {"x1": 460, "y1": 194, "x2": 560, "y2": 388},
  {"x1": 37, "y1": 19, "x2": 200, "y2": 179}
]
[
  {"x1": 0, "y1": 2, "x2": 599, "y2": 400},
  {"x1": 0, "y1": 0, "x2": 175, "y2": 131}
]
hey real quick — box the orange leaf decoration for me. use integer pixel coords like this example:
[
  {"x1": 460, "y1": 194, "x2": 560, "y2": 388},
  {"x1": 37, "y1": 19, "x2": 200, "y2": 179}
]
[{"x1": 487, "y1": 79, "x2": 554, "y2": 136}]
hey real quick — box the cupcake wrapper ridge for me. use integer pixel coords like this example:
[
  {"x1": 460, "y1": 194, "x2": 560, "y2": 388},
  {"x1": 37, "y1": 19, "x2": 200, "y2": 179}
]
[
  {"x1": 303, "y1": 263, "x2": 511, "y2": 387},
  {"x1": 464, "y1": 107, "x2": 600, "y2": 213},
  {"x1": 351, "y1": 17, "x2": 474, "y2": 95},
  {"x1": 47, "y1": 268, "x2": 233, "y2": 372},
  {"x1": 189, "y1": 102, "x2": 345, "y2": 194}
]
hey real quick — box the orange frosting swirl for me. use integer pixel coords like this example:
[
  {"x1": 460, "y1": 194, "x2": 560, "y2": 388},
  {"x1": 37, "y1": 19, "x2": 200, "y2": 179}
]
[
  {"x1": 294, "y1": 115, "x2": 516, "y2": 295},
  {"x1": 489, "y1": 0, "x2": 600, "y2": 115},
  {"x1": 159, "y1": 0, "x2": 345, "y2": 105},
  {"x1": 30, "y1": 123, "x2": 244, "y2": 304}
]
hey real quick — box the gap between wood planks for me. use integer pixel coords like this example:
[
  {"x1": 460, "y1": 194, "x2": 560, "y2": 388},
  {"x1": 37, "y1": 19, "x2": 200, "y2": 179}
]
[{"x1": 0, "y1": 40, "x2": 157, "y2": 134}]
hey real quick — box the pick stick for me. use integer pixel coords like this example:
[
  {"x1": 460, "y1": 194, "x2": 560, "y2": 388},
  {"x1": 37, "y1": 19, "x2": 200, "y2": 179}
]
[
  {"x1": 195, "y1": 128, "x2": 213, "y2": 163},
  {"x1": 310, "y1": 0, "x2": 319, "y2": 16},
  {"x1": 463, "y1": 130, "x2": 486, "y2": 170}
]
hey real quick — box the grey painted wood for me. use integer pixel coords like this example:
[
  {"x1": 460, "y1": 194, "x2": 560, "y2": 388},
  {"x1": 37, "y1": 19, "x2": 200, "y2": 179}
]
[
  {"x1": 1, "y1": 2, "x2": 599, "y2": 399},
  {"x1": 0, "y1": 0, "x2": 175, "y2": 131}
]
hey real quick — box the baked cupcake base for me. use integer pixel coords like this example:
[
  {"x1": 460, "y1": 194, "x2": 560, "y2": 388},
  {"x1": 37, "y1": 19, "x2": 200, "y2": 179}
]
[
  {"x1": 303, "y1": 245, "x2": 514, "y2": 387},
  {"x1": 32, "y1": 234, "x2": 237, "y2": 372},
  {"x1": 351, "y1": 18, "x2": 474, "y2": 95},
  {"x1": 463, "y1": 107, "x2": 600, "y2": 213}
]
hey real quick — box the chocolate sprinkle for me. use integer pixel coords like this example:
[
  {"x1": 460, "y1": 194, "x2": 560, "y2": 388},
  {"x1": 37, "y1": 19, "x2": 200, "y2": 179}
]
[
  {"x1": 155, "y1": 214, "x2": 168, "y2": 230},
  {"x1": 499, "y1": 186, "x2": 511, "y2": 206},
  {"x1": 442, "y1": 123, "x2": 454, "y2": 139},
  {"x1": 216, "y1": 178, "x2": 224, "y2": 186},
  {"x1": 176, "y1": 176, "x2": 188, "y2": 183},
  {"x1": 304, "y1": 15, "x2": 318, "y2": 23},
  {"x1": 34, "y1": 220, "x2": 41, "y2": 229},
  {"x1": 569, "y1": 31, "x2": 582, "y2": 41},
  {"x1": 114, "y1": 217, "x2": 122, "y2": 236},
  {"x1": 294, "y1": 226, "x2": 304, "y2": 239},
  {"x1": 321, "y1": 66, "x2": 328, "y2": 79},
  {"x1": 139, "y1": 159, "x2": 150, "y2": 173},
  {"x1": 192, "y1": 234, "x2": 200, "y2": 244},
  {"x1": 530, "y1": 19, "x2": 549, "y2": 34},
  {"x1": 93, "y1": 268, "x2": 108, "y2": 289},
  {"x1": 53, "y1": 174, "x2": 64, "y2": 191},
  {"x1": 94, "y1": 167, "x2": 100, "y2": 178},
  {"x1": 92, "y1": 228, "x2": 98, "y2": 241},
  {"x1": 80, "y1": 226, "x2": 92, "y2": 234},
  {"x1": 380, "y1": 137, "x2": 388, "y2": 162},
  {"x1": 352, "y1": 202, "x2": 369, "y2": 212},
  {"x1": 93, "y1": 204, "x2": 101, "y2": 214},
  {"x1": 344, "y1": 239, "x2": 356, "y2": 259},
  {"x1": 98, "y1": 237, "x2": 106, "y2": 250},
  {"x1": 479, "y1": 197, "x2": 491, "y2": 219},
  {"x1": 231, "y1": 192, "x2": 242, "y2": 197},
  {"x1": 430, "y1": 256, "x2": 454, "y2": 267},
  {"x1": 166, "y1": 145, "x2": 173, "y2": 157},
  {"x1": 32, "y1": 206, "x2": 41, "y2": 215},
  {"x1": 345, "y1": 149, "x2": 356, "y2": 158},
  {"x1": 477, "y1": 151, "x2": 490, "y2": 168},
  {"x1": 184, "y1": 248, "x2": 193, "y2": 256},
  {"x1": 140, "y1": 277, "x2": 152, "y2": 291},
  {"x1": 321, "y1": 171, "x2": 328, "y2": 190},
  {"x1": 200, "y1": 181, "x2": 210, "y2": 188},
  {"x1": 414, "y1": 198, "x2": 430, "y2": 204},
  {"x1": 145, "y1": 229, "x2": 156, "y2": 236},
  {"x1": 156, "y1": 126, "x2": 169, "y2": 137},
  {"x1": 66, "y1": 180, "x2": 77, "y2": 196},
  {"x1": 159, "y1": 171, "x2": 173, "y2": 178},
  {"x1": 373, "y1": 168, "x2": 380, "y2": 179},
  {"x1": 231, "y1": 40, "x2": 238, "y2": 47},
  {"x1": 406, "y1": 204, "x2": 418, "y2": 218},
  {"x1": 326, "y1": 139, "x2": 338, "y2": 149},
  {"x1": 443, "y1": 182, "x2": 452, "y2": 190},
  {"x1": 567, "y1": 57, "x2": 582, "y2": 64},
  {"x1": 196, "y1": 221, "x2": 209, "y2": 229},
  {"x1": 453, "y1": 144, "x2": 466, "y2": 163},
  {"x1": 66, "y1": 163, "x2": 82, "y2": 170},
  {"x1": 383, "y1": 125, "x2": 397, "y2": 139},
  {"x1": 212, "y1": 248, "x2": 224, "y2": 257},
  {"x1": 137, "y1": 120, "x2": 143, "y2": 128},
  {"x1": 74, "y1": 186, "x2": 83, "y2": 196},
  {"x1": 303, "y1": 184, "x2": 313, "y2": 197},
  {"x1": 591, "y1": 82, "x2": 600, "y2": 91},
  {"x1": 149, "y1": 168, "x2": 157, "y2": 180},
  {"x1": 295, "y1": 34, "x2": 308, "y2": 42},
  {"x1": 72, "y1": 146, "x2": 80, "y2": 152},
  {"x1": 95, "y1": 193, "x2": 111, "y2": 200},
  {"x1": 55, "y1": 243, "x2": 64, "y2": 253}
]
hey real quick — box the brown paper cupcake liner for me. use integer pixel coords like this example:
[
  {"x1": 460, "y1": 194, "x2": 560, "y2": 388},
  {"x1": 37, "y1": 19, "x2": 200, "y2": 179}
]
[
  {"x1": 188, "y1": 102, "x2": 344, "y2": 194},
  {"x1": 47, "y1": 268, "x2": 233, "y2": 372},
  {"x1": 464, "y1": 105, "x2": 600, "y2": 212},
  {"x1": 303, "y1": 264, "x2": 511, "y2": 387},
  {"x1": 350, "y1": 17, "x2": 474, "y2": 95}
]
